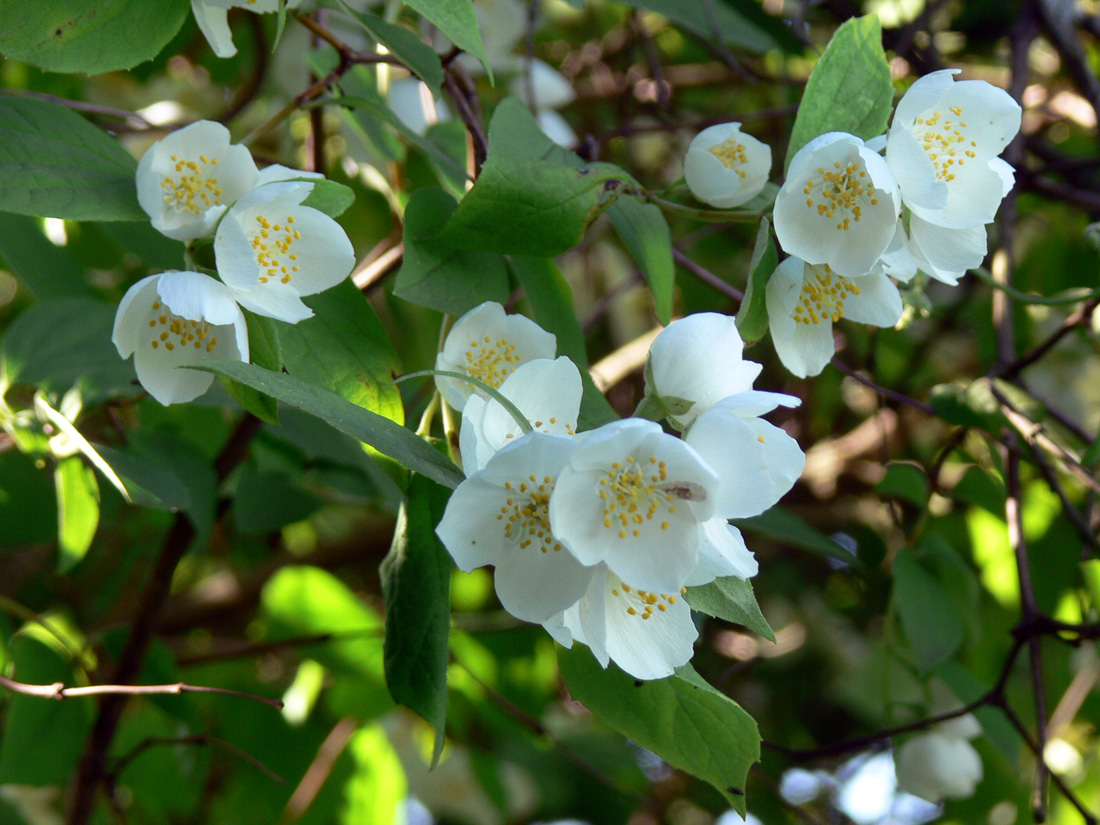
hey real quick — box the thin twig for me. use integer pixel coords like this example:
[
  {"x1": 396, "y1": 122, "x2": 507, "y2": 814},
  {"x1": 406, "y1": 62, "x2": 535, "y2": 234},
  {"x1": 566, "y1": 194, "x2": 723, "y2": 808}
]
[
  {"x1": 671, "y1": 248, "x2": 744, "y2": 302},
  {"x1": 111, "y1": 734, "x2": 285, "y2": 785},
  {"x1": 0, "y1": 675, "x2": 282, "y2": 708}
]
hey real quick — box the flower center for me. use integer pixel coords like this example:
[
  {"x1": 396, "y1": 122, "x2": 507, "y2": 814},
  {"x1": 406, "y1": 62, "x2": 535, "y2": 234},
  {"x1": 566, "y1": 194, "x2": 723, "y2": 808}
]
[
  {"x1": 498, "y1": 474, "x2": 560, "y2": 553},
  {"x1": 598, "y1": 455, "x2": 686, "y2": 539},
  {"x1": 249, "y1": 214, "x2": 302, "y2": 285},
  {"x1": 915, "y1": 106, "x2": 979, "y2": 183},
  {"x1": 803, "y1": 160, "x2": 880, "y2": 232},
  {"x1": 465, "y1": 336, "x2": 521, "y2": 387},
  {"x1": 146, "y1": 301, "x2": 218, "y2": 353},
  {"x1": 503, "y1": 417, "x2": 577, "y2": 442},
  {"x1": 792, "y1": 265, "x2": 861, "y2": 325},
  {"x1": 708, "y1": 138, "x2": 749, "y2": 178},
  {"x1": 609, "y1": 579, "x2": 687, "y2": 621},
  {"x1": 161, "y1": 154, "x2": 223, "y2": 217}
]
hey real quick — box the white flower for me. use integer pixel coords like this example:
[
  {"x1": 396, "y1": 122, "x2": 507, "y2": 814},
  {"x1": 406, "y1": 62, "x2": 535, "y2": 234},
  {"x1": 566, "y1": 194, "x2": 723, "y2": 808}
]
[
  {"x1": 687, "y1": 518, "x2": 760, "y2": 584},
  {"x1": 435, "y1": 302, "x2": 557, "y2": 413},
  {"x1": 191, "y1": 0, "x2": 305, "y2": 58},
  {"x1": 136, "y1": 120, "x2": 259, "y2": 242},
  {"x1": 387, "y1": 78, "x2": 450, "y2": 137},
  {"x1": 773, "y1": 132, "x2": 901, "y2": 277},
  {"x1": 684, "y1": 123, "x2": 772, "y2": 209},
  {"x1": 510, "y1": 59, "x2": 576, "y2": 111},
  {"x1": 895, "y1": 732, "x2": 983, "y2": 802},
  {"x1": 645, "y1": 312, "x2": 763, "y2": 428},
  {"x1": 765, "y1": 257, "x2": 903, "y2": 378},
  {"x1": 535, "y1": 110, "x2": 577, "y2": 148},
  {"x1": 544, "y1": 562, "x2": 697, "y2": 681},
  {"x1": 213, "y1": 180, "x2": 354, "y2": 322},
  {"x1": 435, "y1": 432, "x2": 594, "y2": 624},
  {"x1": 683, "y1": 391, "x2": 805, "y2": 519},
  {"x1": 459, "y1": 357, "x2": 581, "y2": 477},
  {"x1": 548, "y1": 418, "x2": 719, "y2": 594},
  {"x1": 886, "y1": 69, "x2": 1021, "y2": 230},
  {"x1": 112, "y1": 271, "x2": 248, "y2": 405}
]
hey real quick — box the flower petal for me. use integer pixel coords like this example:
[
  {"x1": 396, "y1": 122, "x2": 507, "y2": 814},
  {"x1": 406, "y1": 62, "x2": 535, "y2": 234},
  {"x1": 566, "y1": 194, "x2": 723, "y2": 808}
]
[
  {"x1": 191, "y1": 0, "x2": 237, "y2": 58},
  {"x1": 686, "y1": 521, "x2": 758, "y2": 585},
  {"x1": 841, "y1": 272, "x2": 903, "y2": 327},
  {"x1": 599, "y1": 570, "x2": 697, "y2": 680}
]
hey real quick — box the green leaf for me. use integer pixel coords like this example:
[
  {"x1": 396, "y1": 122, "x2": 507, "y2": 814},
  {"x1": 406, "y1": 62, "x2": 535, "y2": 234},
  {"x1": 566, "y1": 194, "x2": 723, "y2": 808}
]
[
  {"x1": 686, "y1": 576, "x2": 775, "y2": 642},
  {"x1": 876, "y1": 462, "x2": 930, "y2": 506},
  {"x1": 558, "y1": 649, "x2": 759, "y2": 813},
  {"x1": 341, "y1": 5, "x2": 444, "y2": 96},
  {"x1": 402, "y1": 0, "x2": 491, "y2": 80},
  {"x1": 381, "y1": 474, "x2": 452, "y2": 766},
  {"x1": 54, "y1": 456, "x2": 99, "y2": 573},
  {"x1": 509, "y1": 255, "x2": 618, "y2": 430},
  {"x1": 436, "y1": 158, "x2": 622, "y2": 257},
  {"x1": 935, "y1": 660, "x2": 1020, "y2": 765},
  {"x1": 0, "y1": 452, "x2": 57, "y2": 548},
  {"x1": 223, "y1": 311, "x2": 281, "y2": 424},
  {"x1": 394, "y1": 187, "x2": 510, "y2": 315},
  {"x1": 340, "y1": 726, "x2": 408, "y2": 824},
  {"x1": 0, "y1": 96, "x2": 144, "y2": 221},
  {"x1": 92, "y1": 219, "x2": 184, "y2": 270},
  {"x1": 785, "y1": 15, "x2": 893, "y2": 168},
  {"x1": 277, "y1": 280, "x2": 404, "y2": 423},
  {"x1": 949, "y1": 465, "x2": 1006, "y2": 516},
  {"x1": 1, "y1": 297, "x2": 136, "y2": 403},
  {"x1": 0, "y1": 636, "x2": 92, "y2": 785},
  {"x1": 193, "y1": 360, "x2": 465, "y2": 489},
  {"x1": 735, "y1": 217, "x2": 777, "y2": 344},
  {"x1": 0, "y1": 0, "x2": 190, "y2": 74},
  {"x1": 261, "y1": 566, "x2": 386, "y2": 679},
  {"x1": 300, "y1": 179, "x2": 356, "y2": 218},
  {"x1": 232, "y1": 468, "x2": 321, "y2": 534},
  {"x1": 734, "y1": 506, "x2": 859, "y2": 566},
  {"x1": 93, "y1": 442, "x2": 192, "y2": 511},
  {"x1": 620, "y1": 0, "x2": 796, "y2": 53},
  {"x1": 487, "y1": 97, "x2": 585, "y2": 167},
  {"x1": 893, "y1": 547, "x2": 965, "y2": 673},
  {"x1": 0, "y1": 213, "x2": 93, "y2": 299},
  {"x1": 608, "y1": 196, "x2": 674, "y2": 325}
]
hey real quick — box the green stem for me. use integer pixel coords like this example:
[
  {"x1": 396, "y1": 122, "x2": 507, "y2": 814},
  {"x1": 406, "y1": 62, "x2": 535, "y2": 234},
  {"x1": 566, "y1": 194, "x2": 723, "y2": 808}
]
[
  {"x1": 636, "y1": 190, "x2": 763, "y2": 223},
  {"x1": 971, "y1": 266, "x2": 1100, "y2": 306}
]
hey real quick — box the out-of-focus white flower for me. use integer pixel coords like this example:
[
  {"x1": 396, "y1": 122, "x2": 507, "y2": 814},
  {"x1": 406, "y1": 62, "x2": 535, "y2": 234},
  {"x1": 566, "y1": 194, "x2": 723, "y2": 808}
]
[
  {"x1": 213, "y1": 180, "x2": 354, "y2": 322},
  {"x1": 895, "y1": 732, "x2": 983, "y2": 802},
  {"x1": 684, "y1": 122, "x2": 772, "y2": 208},
  {"x1": 644, "y1": 312, "x2": 763, "y2": 428},
  {"x1": 548, "y1": 418, "x2": 719, "y2": 594},
  {"x1": 683, "y1": 391, "x2": 804, "y2": 519},
  {"x1": 435, "y1": 302, "x2": 557, "y2": 413},
  {"x1": 436, "y1": 432, "x2": 595, "y2": 624},
  {"x1": 535, "y1": 109, "x2": 577, "y2": 148},
  {"x1": 886, "y1": 69, "x2": 1021, "y2": 230},
  {"x1": 510, "y1": 58, "x2": 577, "y2": 111},
  {"x1": 112, "y1": 271, "x2": 248, "y2": 405},
  {"x1": 191, "y1": 0, "x2": 305, "y2": 58},
  {"x1": 459, "y1": 357, "x2": 580, "y2": 477},
  {"x1": 773, "y1": 132, "x2": 901, "y2": 277},
  {"x1": 387, "y1": 77, "x2": 450, "y2": 137},
  {"x1": 544, "y1": 562, "x2": 697, "y2": 681},
  {"x1": 136, "y1": 120, "x2": 259, "y2": 242},
  {"x1": 765, "y1": 257, "x2": 903, "y2": 378}
]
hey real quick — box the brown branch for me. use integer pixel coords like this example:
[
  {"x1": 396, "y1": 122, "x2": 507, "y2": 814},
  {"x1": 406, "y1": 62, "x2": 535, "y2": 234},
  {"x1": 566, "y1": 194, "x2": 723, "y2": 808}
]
[
  {"x1": 0, "y1": 674, "x2": 282, "y2": 708},
  {"x1": 828, "y1": 358, "x2": 935, "y2": 416},
  {"x1": 671, "y1": 248, "x2": 744, "y2": 302},
  {"x1": 442, "y1": 68, "x2": 488, "y2": 174}
]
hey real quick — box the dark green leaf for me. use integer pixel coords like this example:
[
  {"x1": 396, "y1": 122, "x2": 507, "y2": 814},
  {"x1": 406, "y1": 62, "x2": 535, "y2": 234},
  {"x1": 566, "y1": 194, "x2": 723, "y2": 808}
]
[
  {"x1": 93, "y1": 442, "x2": 192, "y2": 511},
  {"x1": 233, "y1": 468, "x2": 322, "y2": 534},
  {"x1": 394, "y1": 187, "x2": 510, "y2": 315},
  {"x1": 381, "y1": 474, "x2": 452, "y2": 766},
  {"x1": 194, "y1": 360, "x2": 465, "y2": 489},
  {"x1": 341, "y1": 5, "x2": 444, "y2": 96},
  {"x1": 487, "y1": 97, "x2": 585, "y2": 167},
  {"x1": 402, "y1": 0, "x2": 491, "y2": 79},
  {"x1": 620, "y1": 0, "x2": 795, "y2": 54},
  {"x1": 0, "y1": 212, "x2": 93, "y2": 299},
  {"x1": 949, "y1": 466, "x2": 1006, "y2": 516},
  {"x1": 608, "y1": 196, "x2": 674, "y2": 325},
  {"x1": 0, "y1": 636, "x2": 92, "y2": 785},
  {"x1": 894, "y1": 547, "x2": 965, "y2": 673},
  {"x1": 0, "y1": 451, "x2": 57, "y2": 548},
  {"x1": 54, "y1": 455, "x2": 99, "y2": 572},
  {"x1": 93, "y1": 220, "x2": 184, "y2": 270},
  {"x1": 735, "y1": 217, "x2": 777, "y2": 343},
  {"x1": 734, "y1": 506, "x2": 858, "y2": 566},
  {"x1": 785, "y1": 15, "x2": 893, "y2": 168},
  {"x1": 277, "y1": 280, "x2": 404, "y2": 422},
  {"x1": 223, "y1": 311, "x2": 281, "y2": 424},
  {"x1": 876, "y1": 461, "x2": 930, "y2": 505},
  {"x1": 0, "y1": 96, "x2": 144, "y2": 221},
  {"x1": 686, "y1": 576, "x2": 775, "y2": 641},
  {"x1": 558, "y1": 649, "x2": 759, "y2": 813},
  {"x1": 0, "y1": 0, "x2": 190, "y2": 74}
]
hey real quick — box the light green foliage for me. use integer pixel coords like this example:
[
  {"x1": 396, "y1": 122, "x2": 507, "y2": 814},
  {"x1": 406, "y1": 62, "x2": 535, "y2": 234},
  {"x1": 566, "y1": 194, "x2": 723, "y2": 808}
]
[
  {"x1": 0, "y1": 213, "x2": 93, "y2": 300},
  {"x1": 734, "y1": 217, "x2": 778, "y2": 343},
  {"x1": 300, "y1": 179, "x2": 356, "y2": 218},
  {"x1": 894, "y1": 546, "x2": 966, "y2": 672},
  {"x1": 876, "y1": 461, "x2": 931, "y2": 505},
  {"x1": 0, "y1": 97, "x2": 145, "y2": 221},
  {"x1": 608, "y1": 197, "x2": 675, "y2": 325},
  {"x1": 621, "y1": 0, "x2": 800, "y2": 54},
  {"x1": 0, "y1": 0, "x2": 189, "y2": 73},
  {"x1": 54, "y1": 455, "x2": 99, "y2": 572},
  {"x1": 342, "y1": 6, "x2": 444, "y2": 96},
  {"x1": 785, "y1": 15, "x2": 894, "y2": 168},
  {"x1": 686, "y1": 576, "x2": 775, "y2": 642},
  {"x1": 401, "y1": 0, "x2": 491, "y2": 77},
  {"x1": 559, "y1": 649, "x2": 760, "y2": 814}
]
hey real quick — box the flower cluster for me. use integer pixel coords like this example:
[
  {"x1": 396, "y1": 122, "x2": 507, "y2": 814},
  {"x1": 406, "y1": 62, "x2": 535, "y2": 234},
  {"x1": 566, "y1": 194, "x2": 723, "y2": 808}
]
[
  {"x1": 434, "y1": 305, "x2": 805, "y2": 680},
  {"x1": 685, "y1": 71, "x2": 1021, "y2": 378},
  {"x1": 113, "y1": 120, "x2": 354, "y2": 405}
]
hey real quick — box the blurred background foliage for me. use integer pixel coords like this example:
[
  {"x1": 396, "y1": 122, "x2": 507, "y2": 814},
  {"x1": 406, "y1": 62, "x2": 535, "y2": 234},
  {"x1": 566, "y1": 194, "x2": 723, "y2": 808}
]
[{"x1": 2, "y1": 0, "x2": 1100, "y2": 824}]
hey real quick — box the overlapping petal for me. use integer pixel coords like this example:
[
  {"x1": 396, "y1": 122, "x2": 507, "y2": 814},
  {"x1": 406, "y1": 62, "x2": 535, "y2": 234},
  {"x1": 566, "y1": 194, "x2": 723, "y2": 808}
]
[{"x1": 684, "y1": 122, "x2": 772, "y2": 209}]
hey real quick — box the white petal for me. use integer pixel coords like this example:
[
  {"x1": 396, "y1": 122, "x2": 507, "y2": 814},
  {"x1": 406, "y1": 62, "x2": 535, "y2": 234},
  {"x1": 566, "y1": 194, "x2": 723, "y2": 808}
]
[
  {"x1": 990, "y1": 157, "x2": 1016, "y2": 197},
  {"x1": 684, "y1": 123, "x2": 772, "y2": 209},
  {"x1": 494, "y1": 540, "x2": 593, "y2": 624},
  {"x1": 231, "y1": 283, "x2": 315, "y2": 323},
  {"x1": 685, "y1": 406, "x2": 804, "y2": 519},
  {"x1": 895, "y1": 733, "x2": 983, "y2": 803},
  {"x1": 763, "y1": 257, "x2": 805, "y2": 341},
  {"x1": 875, "y1": 219, "x2": 918, "y2": 282},
  {"x1": 157, "y1": 269, "x2": 242, "y2": 326},
  {"x1": 893, "y1": 70, "x2": 960, "y2": 127},
  {"x1": 841, "y1": 272, "x2": 903, "y2": 327},
  {"x1": 717, "y1": 389, "x2": 801, "y2": 418},
  {"x1": 112, "y1": 274, "x2": 160, "y2": 358},
  {"x1": 256, "y1": 164, "x2": 324, "y2": 186},
  {"x1": 434, "y1": 476, "x2": 512, "y2": 570},
  {"x1": 886, "y1": 128, "x2": 948, "y2": 211},
  {"x1": 510, "y1": 59, "x2": 576, "y2": 110},
  {"x1": 191, "y1": 0, "x2": 237, "y2": 58},
  {"x1": 646, "y1": 312, "x2": 762, "y2": 425},
  {"x1": 686, "y1": 520, "x2": 758, "y2": 585},
  {"x1": 771, "y1": 313, "x2": 835, "y2": 378},
  {"x1": 908, "y1": 216, "x2": 987, "y2": 284},
  {"x1": 535, "y1": 110, "x2": 577, "y2": 148},
  {"x1": 914, "y1": 158, "x2": 1010, "y2": 229},
  {"x1": 599, "y1": 570, "x2": 697, "y2": 680}
]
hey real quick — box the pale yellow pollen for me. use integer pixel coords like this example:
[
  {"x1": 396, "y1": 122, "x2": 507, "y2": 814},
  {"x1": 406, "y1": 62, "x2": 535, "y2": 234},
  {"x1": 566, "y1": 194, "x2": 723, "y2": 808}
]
[
  {"x1": 610, "y1": 579, "x2": 679, "y2": 620},
  {"x1": 707, "y1": 137, "x2": 750, "y2": 178},
  {"x1": 501, "y1": 472, "x2": 561, "y2": 553},
  {"x1": 805, "y1": 160, "x2": 877, "y2": 230},
  {"x1": 792, "y1": 264, "x2": 861, "y2": 326},
  {"x1": 915, "y1": 105, "x2": 975, "y2": 183},
  {"x1": 160, "y1": 152, "x2": 223, "y2": 216},
  {"x1": 465, "y1": 335, "x2": 523, "y2": 388},
  {"x1": 250, "y1": 214, "x2": 302, "y2": 285},
  {"x1": 598, "y1": 453, "x2": 692, "y2": 542},
  {"x1": 147, "y1": 302, "x2": 217, "y2": 357}
]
